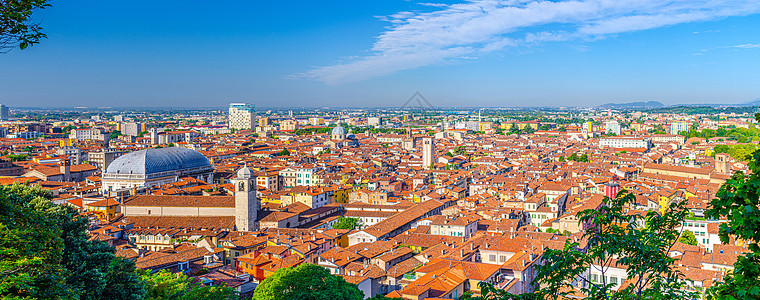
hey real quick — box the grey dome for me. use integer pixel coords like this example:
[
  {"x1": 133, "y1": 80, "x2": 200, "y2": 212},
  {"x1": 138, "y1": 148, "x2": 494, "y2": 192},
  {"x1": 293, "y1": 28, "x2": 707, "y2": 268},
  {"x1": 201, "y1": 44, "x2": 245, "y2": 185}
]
[
  {"x1": 105, "y1": 147, "x2": 211, "y2": 175},
  {"x1": 331, "y1": 125, "x2": 346, "y2": 137},
  {"x1": 237, "y1": 165, "x2": 253, "y2": 178},
  {"x1": 346, "y1": 129, "x2": 355, "y2": 139}
]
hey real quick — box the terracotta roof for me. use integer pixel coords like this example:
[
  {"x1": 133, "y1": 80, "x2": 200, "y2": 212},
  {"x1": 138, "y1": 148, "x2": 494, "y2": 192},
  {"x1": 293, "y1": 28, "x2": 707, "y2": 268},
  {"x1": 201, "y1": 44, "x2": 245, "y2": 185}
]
[{"x1": 123, "y1": 195, "x2": 235, "y2": 207}]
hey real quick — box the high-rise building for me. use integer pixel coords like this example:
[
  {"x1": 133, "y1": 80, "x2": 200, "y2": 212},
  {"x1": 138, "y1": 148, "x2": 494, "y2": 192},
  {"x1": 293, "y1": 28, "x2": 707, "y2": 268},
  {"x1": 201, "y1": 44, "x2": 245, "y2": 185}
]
[
  {"x1": 280, "y1": 119, "x2": 298, "y2": 131},
  {"x1": 228, "y1": 103, "x2": 255, "y2": 130},
  {"x1": 605, "y1": 120, "x2": 621, "y2": 135},
  {"x1": 258, "y1": 117, "x2": 271, "y2": 128},
  {"x1": 309, "y1": 117, "x2": 323, "y2": 126},
  {"x1": 0, "y1": 105, "x2": 9, "y2": 121},
  {"x1": 120, "y1": 122, "x2": 145, "y2": 136},
  {"x1": 422, "y1": 137, "x2": 435, "y2": 169},
  {"x1": 368, "y1": 117, "x2": 382, "y2": 127},
  {"x1": 670, "y1": 121, "x2": 689, "y2": 135}
]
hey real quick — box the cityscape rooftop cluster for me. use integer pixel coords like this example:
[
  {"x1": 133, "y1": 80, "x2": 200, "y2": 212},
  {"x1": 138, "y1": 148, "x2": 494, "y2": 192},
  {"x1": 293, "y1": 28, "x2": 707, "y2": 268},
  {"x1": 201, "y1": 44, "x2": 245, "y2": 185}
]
[{"x1": 0, "y1": 103, "x2": 754, "y2": 299}]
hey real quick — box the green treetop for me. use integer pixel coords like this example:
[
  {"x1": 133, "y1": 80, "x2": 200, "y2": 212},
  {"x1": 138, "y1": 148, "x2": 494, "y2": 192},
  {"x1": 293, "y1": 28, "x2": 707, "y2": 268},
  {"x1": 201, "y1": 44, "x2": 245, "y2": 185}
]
[{"x1": 252, "y1": 263, "x2": 364, "y2": 300}]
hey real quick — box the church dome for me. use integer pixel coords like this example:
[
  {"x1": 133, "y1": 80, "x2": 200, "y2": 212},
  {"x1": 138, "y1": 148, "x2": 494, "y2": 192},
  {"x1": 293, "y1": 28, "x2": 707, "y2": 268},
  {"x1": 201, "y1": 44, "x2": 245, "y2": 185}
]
[
  {"x1": 332, "y1": 125, "x2": 346, "y2": 139},
  {"x1": 346, "y1": 129, "x2": 356, "y2": 139},
  {"x1": 105, "y1": 147, "x2": 211, "y2": 175}
]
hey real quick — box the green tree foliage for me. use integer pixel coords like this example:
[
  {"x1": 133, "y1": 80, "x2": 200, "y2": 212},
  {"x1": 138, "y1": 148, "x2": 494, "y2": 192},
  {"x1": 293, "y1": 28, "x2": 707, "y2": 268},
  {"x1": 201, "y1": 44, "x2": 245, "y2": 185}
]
[
  {"x1": 1, "y1": 0, "x2": 50, "y2": 51},
  {"x1": 62, "y1": 124, "x2": 77, "y2": 133},
  {"x1": 332, "y1": 217, "x2": 363, "y2": 230},
  {"x1": 110, "y1": 130, "x2": 122, "y2": 139},
  {"x1": 681, "y1": 125, "x2": 760, "y2": 143},
  {"x1": 293, "y1": 127, "x2": 332, "y2": 135},
  {"x1": 100, "y1": 258, "x2": 146, "y2": 300},
  {"x1": 566, "y1": 153, "x2": 589, "y2": 163},
  {"x1": 465, "y1": 192, "x2": 696, "y2": 300},
  {"x1": 140, "y1": 269, "x2": 237, "y2": 300},
  {"x1": 509, "y1": 123, "x2": 520, "y2": 134},
  {"x1": 539, "y1": 124, "x2": 552, "y2": 131},
  {"x1": 454, "y1": 145, "x2": 466, "y2": 156},
  {"x1": 252, "y1": 263, "x2": 364, "y2": 300},
  {"x1": 5, "y1": 153, "x2": 27, "y2": 161},
  {"x1": 706, "y1": 115, "x2": 760, "y2": 299},
  {"x1": 678, "y1": 230, "x2": 698, "y2": 246},
  {"x1": 0, "y1": 184, "x2": 69, "y2": 298},
  {"x1": 713, "y1": 144, "x2": 758, "y2": 161},
  {"x1": 279, "y1": 149, "x2": 290, "y2": 156},
  {"x1": 0, "y1": 183, "x2": 145, "y2": 299}
]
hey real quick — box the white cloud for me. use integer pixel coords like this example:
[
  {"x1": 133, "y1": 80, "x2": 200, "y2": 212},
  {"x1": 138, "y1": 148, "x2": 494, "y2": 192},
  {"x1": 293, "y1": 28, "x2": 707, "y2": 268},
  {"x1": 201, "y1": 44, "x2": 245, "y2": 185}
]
[
  {"x1": 732, "y1": 43, "x2": 760, "y2": 49},
  {"x1": 295, "y1": 0, "x2": 760, "y2": 84},
  {"x1": 695, "y1": 43, "x2": 760, "y2": 55}
]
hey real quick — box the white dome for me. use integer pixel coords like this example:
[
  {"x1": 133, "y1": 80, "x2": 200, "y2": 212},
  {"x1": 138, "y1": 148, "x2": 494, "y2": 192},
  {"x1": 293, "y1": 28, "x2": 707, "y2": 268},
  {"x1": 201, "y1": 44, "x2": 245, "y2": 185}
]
[
  {"x1": 331, "y1": 125, "x2": 346, "y2": 137},
  {"x1": 237, "y1": 166, "x2": 253, "y2": 178}
]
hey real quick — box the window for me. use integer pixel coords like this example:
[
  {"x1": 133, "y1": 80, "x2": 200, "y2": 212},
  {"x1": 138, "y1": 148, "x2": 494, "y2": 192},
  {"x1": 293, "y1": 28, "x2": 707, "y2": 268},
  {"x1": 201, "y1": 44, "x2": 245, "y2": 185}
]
[
  {"x1": 591, "y1": 274, "x2": 598, "y2": 283},
  {"x1": 610, "y1": 276, "x2": 618, "y2": 285},
  {"x1": 489, "y1": 254, "x2": 496, "y2": 262},
  {"x1": 499, "y1": 255, "x2": 506, "y2": 262}
]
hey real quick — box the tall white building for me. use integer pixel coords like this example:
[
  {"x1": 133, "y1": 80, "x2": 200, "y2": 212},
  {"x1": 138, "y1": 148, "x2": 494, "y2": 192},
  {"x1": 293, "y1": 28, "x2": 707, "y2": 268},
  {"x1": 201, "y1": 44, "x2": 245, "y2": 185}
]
[
  {"x1": 422, "y1": 137, "x2": 435, "y2": 169},
  {"x1": 605, "y1": 120, "x2": 621, "y2": 135},
  {"x1": 120, "y1": 122, "x2": 144, "y2": 136},
  {"x1": 670, "y1": 121, "x2": 689, "y2": 135},
  {"x1": 228, "y1": 103, "x2": 255, "y2": 130},
  {"x1": 368, "y1": 117, "x2": 382, "y2": 127}
]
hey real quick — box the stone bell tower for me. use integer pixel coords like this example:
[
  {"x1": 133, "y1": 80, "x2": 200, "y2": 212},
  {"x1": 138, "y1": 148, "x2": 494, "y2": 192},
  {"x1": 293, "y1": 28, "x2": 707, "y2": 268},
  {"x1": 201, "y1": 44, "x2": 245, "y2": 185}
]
[{"x1": 231, "y1": 166, "x2": 258, "y2": 231}]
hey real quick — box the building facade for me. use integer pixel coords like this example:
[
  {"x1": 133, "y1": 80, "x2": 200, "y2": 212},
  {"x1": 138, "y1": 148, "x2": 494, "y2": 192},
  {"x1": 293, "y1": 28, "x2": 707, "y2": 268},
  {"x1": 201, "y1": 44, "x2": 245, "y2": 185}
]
[
  {"x1": 228, "y1": 103, "x2": 256, "y2": 130},
  {"x1": 422, "y1": 137, "x2": 435, "y2": 169}
]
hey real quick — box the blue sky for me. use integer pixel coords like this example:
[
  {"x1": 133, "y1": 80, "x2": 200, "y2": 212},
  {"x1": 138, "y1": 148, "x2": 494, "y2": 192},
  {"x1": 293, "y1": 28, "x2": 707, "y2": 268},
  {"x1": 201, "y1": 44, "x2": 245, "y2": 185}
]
[{"x1": 1, "y1": 0, "x2": 759, "y2": 108}]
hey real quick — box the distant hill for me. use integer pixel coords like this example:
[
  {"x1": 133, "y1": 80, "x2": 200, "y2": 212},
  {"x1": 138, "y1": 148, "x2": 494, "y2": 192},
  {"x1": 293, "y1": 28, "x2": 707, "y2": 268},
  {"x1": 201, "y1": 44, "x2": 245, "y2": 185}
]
[
  {"x1": 741, "y1": 98, "x2": 760, "y2": 106},
  {"x1": 645, "y1": 105, "x2": 760, "y2": 115},
  {"x1": 598, "y1": 101, "x2": 665, "y2": 109}
]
